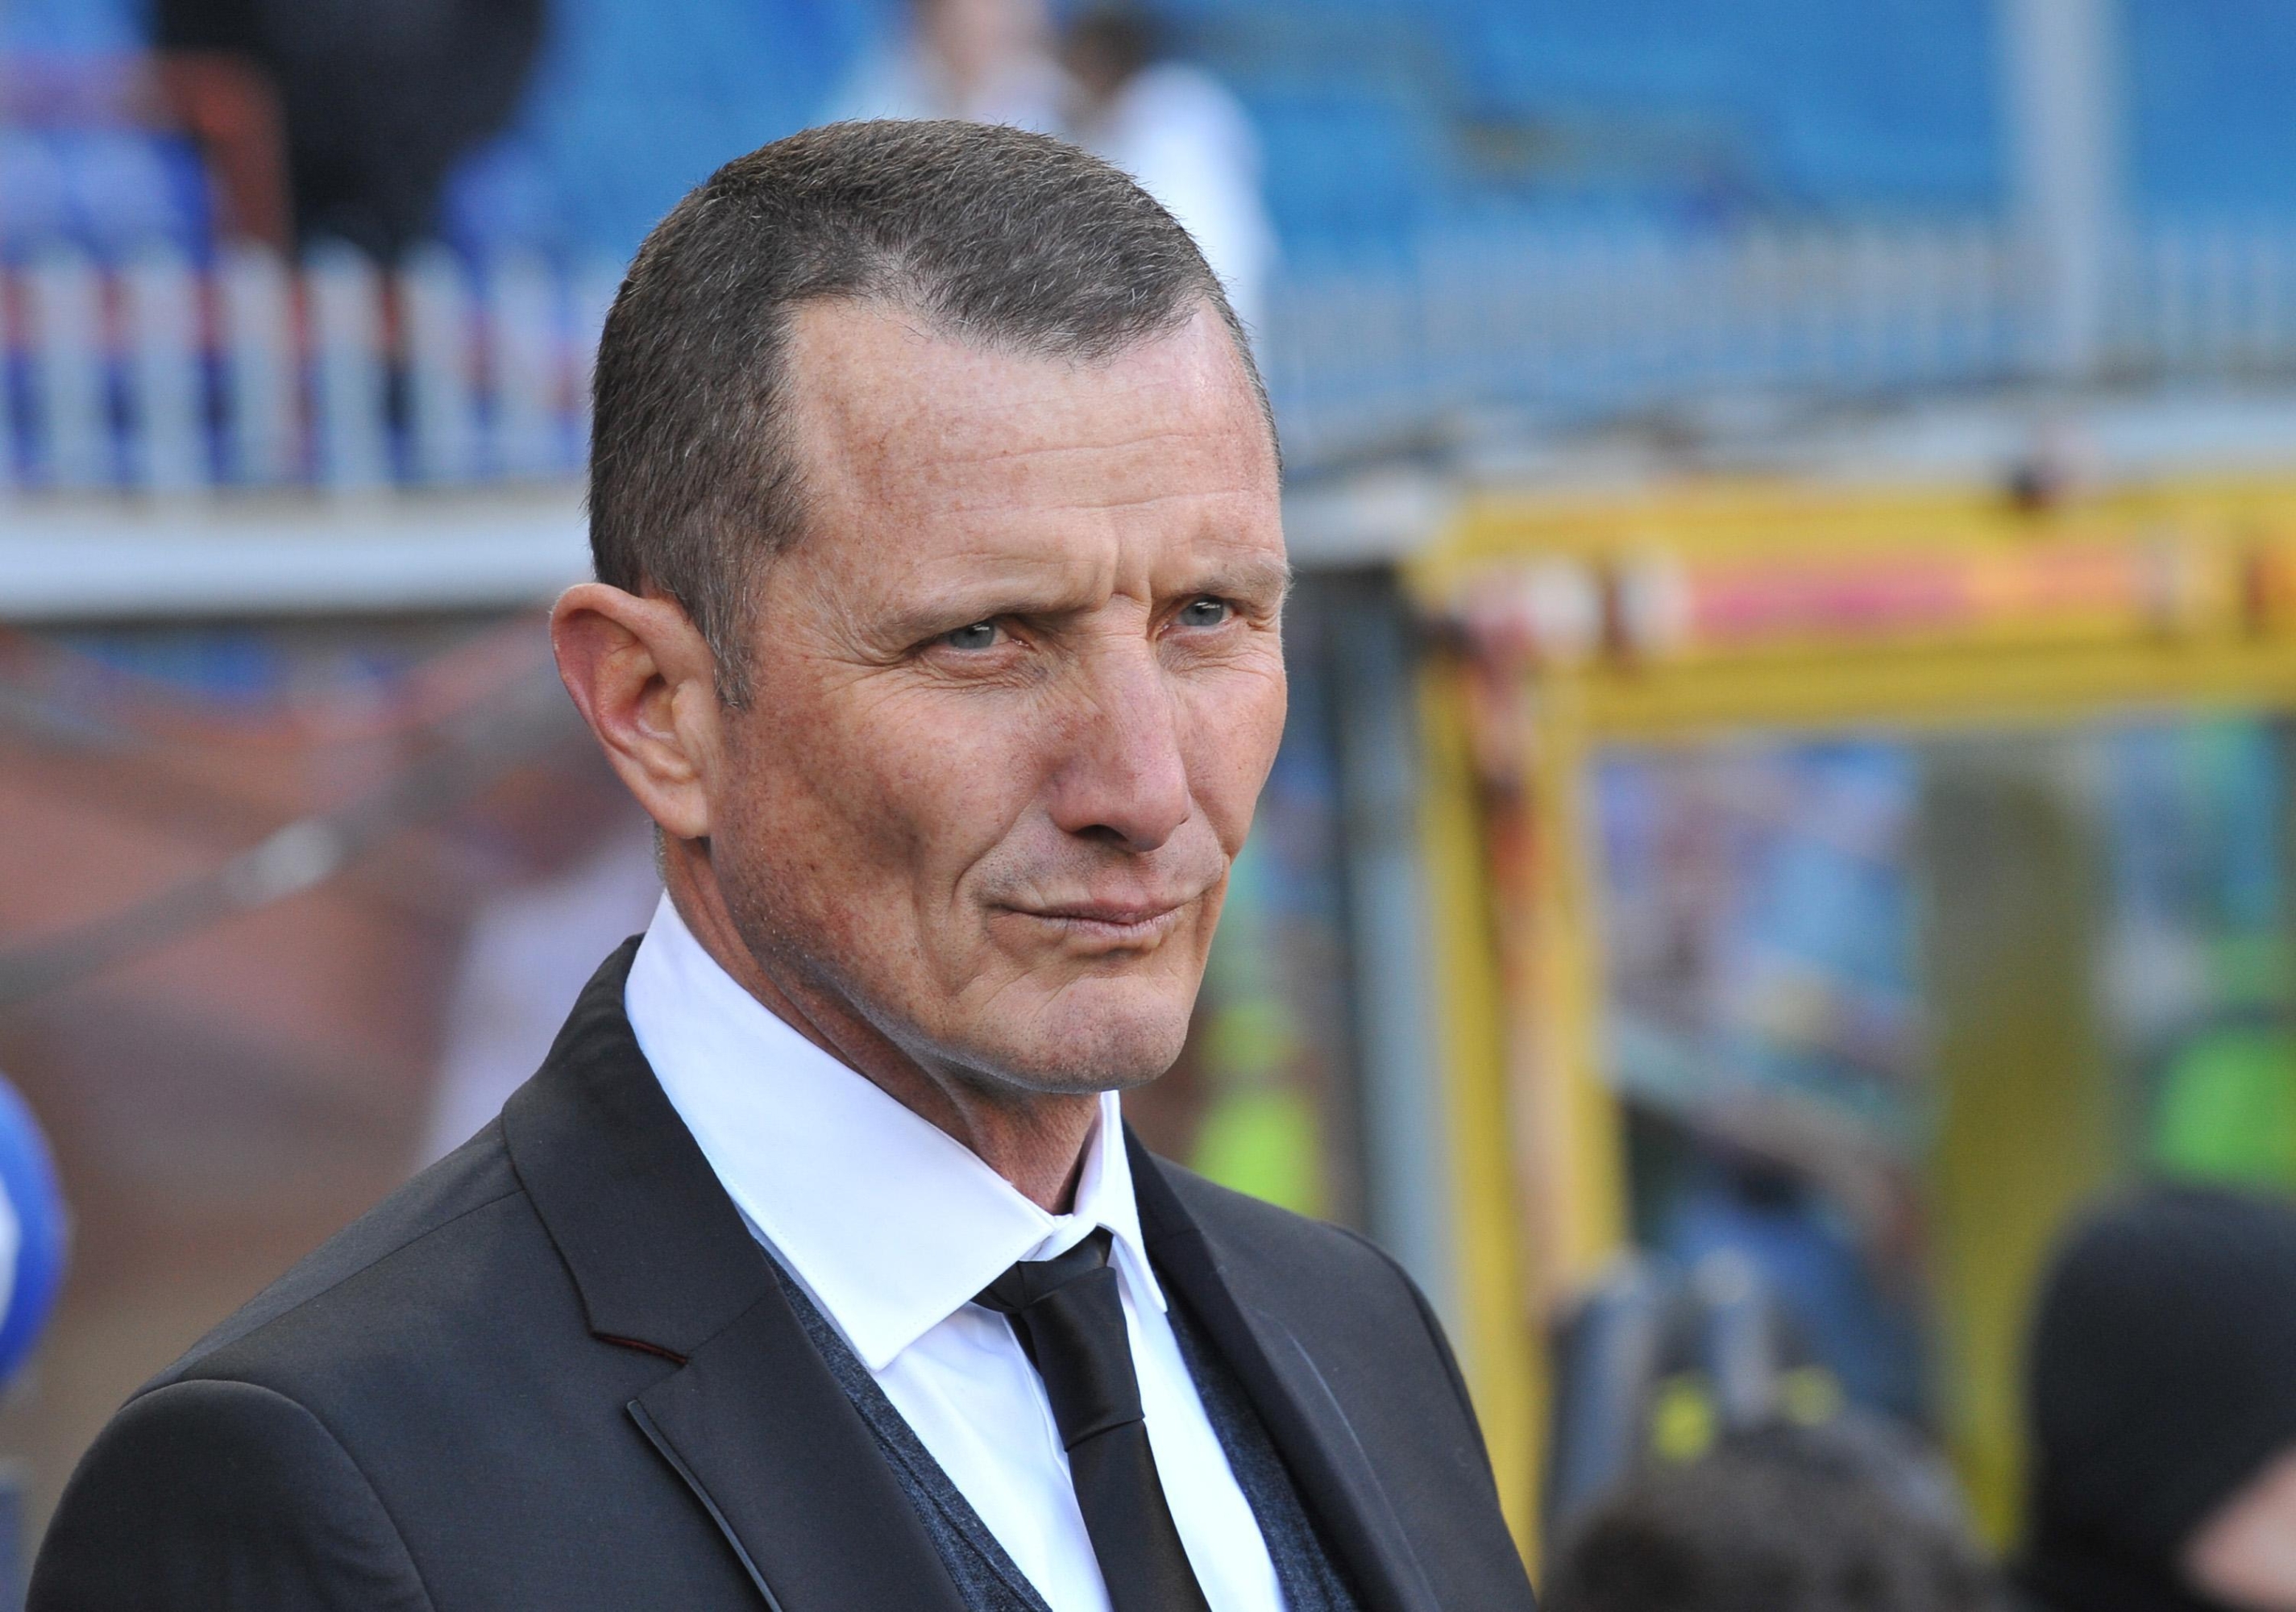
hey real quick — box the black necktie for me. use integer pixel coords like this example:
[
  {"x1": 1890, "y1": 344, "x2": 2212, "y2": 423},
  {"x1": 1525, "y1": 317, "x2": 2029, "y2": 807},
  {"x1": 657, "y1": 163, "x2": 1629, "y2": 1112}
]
[{"x1": 976, "y1": 1229, "x2": 1214, "y2": 1612}]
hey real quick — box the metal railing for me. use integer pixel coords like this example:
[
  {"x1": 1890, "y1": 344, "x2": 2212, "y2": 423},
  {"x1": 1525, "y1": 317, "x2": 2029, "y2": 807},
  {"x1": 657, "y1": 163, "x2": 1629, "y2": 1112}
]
[
  {"x1": 1263, "y1": 218, "x2": 2296, "y2": 465},
  {"x1": 0, "y1": 244, "x2": 618, "y2": 496},
  {"x1": 8, "y1": 221, "x2": 2296, "y2": 495}
]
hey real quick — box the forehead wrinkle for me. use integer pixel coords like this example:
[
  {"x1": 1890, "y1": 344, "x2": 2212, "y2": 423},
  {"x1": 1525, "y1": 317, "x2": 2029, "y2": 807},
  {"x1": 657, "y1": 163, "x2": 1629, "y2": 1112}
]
[
  {"x1": 799, "y1": 396, "x2": 1260, "y2": 534},
  {"x1": 899, "y1": 420, "x2": 1221, "y2": 463},
  {"x1": 788, "y1": 301, "x2": 1268, "y2": 472},
  {"x1": 886, "y1": 422, "x2": 1268, "y2": 521},
  {"x1": 833, "y1": 471, "x2": 1262, "y2": 546},
  {"x1": 926, "y1": 483, "x2": 1273, "y2": 524},
  {"x1": 891, "y1": 401, "x2": 1248, "y2": 462},
  {"x1": 782, "y1": 301, "x2": 1279, "y2": 589},
  {"x1": 880, "y1": 534, "x2": 1115, "y2": 592}
]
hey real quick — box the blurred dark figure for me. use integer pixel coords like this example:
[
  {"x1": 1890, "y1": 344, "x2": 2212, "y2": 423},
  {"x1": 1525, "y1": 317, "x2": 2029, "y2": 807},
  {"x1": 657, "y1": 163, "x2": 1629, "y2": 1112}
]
[
  {"x1": 152, "y1": 0, "x2": 545, "y2": 256},
  {"x1": 2019, "y1": 1187, "x2": 2296, "y2": 1612},
  {"x1": 1547, "y1": 1419, "x2": 2005, "y2": 1612}
]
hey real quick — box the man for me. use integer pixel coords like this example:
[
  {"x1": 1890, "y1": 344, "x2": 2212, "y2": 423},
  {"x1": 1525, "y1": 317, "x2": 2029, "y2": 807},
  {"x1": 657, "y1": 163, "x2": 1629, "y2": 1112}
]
[
  {"x1": 2018, "y1": 1186, "x2": 2296, "y2": 1612},
  {"x1": 31, "y1": 122, "x2": 1537, "y2": 1612}
]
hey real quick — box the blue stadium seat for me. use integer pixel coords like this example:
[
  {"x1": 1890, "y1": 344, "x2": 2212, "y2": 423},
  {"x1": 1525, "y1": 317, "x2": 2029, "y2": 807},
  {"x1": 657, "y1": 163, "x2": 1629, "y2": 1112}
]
[
  {"x1": 2124, "y1": 0, "x2": 2296, "y2": 217},
  {"x1": 0, "y1": 129, "x2": 211, "y2": 262},
  {"x1": 462, "y1": 0, "x2": 875, "y2": 264},
  {"x1": 10, "y1": 1, "x2": 2295, "y2": 280}
]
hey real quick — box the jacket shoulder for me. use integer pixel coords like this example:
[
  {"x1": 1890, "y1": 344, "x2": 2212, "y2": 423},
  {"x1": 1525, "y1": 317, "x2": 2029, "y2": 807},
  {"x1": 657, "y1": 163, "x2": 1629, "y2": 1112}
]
[
  {"x1": 1153, "y1": 1157, "x2": 1422, "y2": 1290},
  {"x1": 30, "y1": 1377, "x2": 431, "y2": 1612},
  {"x1": 156, "y1": 1122, "x2": 537, "y2": 1390}
]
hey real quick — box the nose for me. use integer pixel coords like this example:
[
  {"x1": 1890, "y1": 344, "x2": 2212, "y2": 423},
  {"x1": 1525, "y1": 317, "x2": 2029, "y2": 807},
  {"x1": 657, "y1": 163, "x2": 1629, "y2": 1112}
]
[{"x1": 1044, "y1": 641, "x2": 1192, "y2": 854}]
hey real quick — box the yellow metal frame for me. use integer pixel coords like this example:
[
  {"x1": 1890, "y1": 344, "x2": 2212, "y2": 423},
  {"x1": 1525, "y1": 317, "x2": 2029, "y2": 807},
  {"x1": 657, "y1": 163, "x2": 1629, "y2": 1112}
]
[{"x1": 1411, "y1": 474, "x2": 2296, "y2": 1560}]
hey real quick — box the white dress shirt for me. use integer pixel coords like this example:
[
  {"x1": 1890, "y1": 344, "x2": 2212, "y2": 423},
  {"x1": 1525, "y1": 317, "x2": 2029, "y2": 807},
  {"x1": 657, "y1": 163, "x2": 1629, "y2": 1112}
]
[{"x1": 624, "y1": 895, "x2": 1285, "y2": 1612}]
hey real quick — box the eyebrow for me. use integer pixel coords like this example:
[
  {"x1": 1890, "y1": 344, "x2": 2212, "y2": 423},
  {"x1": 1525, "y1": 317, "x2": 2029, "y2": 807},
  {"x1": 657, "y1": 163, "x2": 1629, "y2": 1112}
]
[{"x1": 1196, "y1": 552, "x2": 1295, "y2": 603}]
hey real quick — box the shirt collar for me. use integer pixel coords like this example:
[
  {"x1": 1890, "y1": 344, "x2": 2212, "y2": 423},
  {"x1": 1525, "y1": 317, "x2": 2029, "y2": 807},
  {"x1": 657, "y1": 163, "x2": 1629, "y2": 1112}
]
[{"x1": 623, "y1": 894, "x2": 1165, "y2": 1372}]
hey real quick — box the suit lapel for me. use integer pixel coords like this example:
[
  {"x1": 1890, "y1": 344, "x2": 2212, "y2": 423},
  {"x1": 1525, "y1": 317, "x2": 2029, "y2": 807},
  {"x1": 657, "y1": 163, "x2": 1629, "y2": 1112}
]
[
  {"x1": 631, "y1": 1295, "x2": 972, "y2": 1612},
  {"x1": 502, "y1": 943, "x2": 966, "y2": 1612},
  {"x1": 1130, "y1": 1134, "x2": 1445, "y2": 1612}
]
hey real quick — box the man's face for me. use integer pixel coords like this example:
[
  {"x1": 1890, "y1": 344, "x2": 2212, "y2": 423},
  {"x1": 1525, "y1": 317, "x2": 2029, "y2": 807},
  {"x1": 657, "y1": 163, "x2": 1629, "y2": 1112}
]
[{"x1": 708, "y1": 301, "x2": 1287, "y2": 1099}]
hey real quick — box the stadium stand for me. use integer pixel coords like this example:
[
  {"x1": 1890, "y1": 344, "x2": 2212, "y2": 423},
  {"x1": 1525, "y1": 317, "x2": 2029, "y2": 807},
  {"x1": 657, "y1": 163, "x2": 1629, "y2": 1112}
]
[{"x1": 8, "y1": 0, "x2": 2296, "y2": 488}]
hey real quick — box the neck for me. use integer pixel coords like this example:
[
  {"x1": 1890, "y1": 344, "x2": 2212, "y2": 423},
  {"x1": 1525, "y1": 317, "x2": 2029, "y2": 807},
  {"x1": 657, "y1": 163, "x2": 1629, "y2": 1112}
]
[{"x1": 664, "y1": 855, "x2": 1101, "y2": 1213}]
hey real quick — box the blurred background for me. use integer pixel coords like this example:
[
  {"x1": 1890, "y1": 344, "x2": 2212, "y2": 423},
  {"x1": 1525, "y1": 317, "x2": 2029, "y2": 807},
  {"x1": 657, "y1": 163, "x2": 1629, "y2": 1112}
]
[{"x1": 5, "y1": 0, "x2": 2296, "y2": 1594}]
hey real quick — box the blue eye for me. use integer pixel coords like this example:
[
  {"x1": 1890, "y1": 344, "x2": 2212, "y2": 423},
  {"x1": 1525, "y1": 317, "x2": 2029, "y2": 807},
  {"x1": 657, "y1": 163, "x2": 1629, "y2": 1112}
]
[
  {"x1": 1179, "y1": 597, "x2": 1230, "y2": 627},
  {"x1": 944, "y1": 621, "x2": 1000, "y2": 650}
]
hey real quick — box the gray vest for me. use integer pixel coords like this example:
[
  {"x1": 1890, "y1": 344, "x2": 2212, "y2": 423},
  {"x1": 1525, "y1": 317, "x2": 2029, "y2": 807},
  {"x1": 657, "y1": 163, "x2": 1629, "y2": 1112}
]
[{"x1": 770, "y1": 1260, "x2": 1364, "y2": 1612}]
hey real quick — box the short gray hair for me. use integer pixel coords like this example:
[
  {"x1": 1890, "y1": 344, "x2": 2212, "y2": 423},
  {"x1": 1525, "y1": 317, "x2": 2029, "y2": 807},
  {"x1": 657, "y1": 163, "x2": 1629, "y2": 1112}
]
[{"x1": 587, "y1": 118, "x2": 1275, "y2": 704}]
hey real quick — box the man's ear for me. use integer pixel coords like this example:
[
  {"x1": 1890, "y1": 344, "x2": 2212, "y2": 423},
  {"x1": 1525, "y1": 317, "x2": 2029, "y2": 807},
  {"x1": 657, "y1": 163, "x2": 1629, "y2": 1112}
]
[{"x1": 550, "y1": 583, "x2": 722, "y2": 841}]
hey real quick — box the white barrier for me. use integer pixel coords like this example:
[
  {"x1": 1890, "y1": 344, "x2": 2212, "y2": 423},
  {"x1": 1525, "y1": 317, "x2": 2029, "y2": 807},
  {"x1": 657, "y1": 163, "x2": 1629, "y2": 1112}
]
[
  {"x1": 0, "y1": 244, "x2": 617, "y2": 496},
  {"x1": 309, "y1": 245, "x2": 396, "y2": 492},
  {"x1": 25, "y1": 248, "x2": 109, "y2": 489},
  {"x1": 402, "y1": 246, "x2": 481, "y2": 486},
  {"x1": 1262, "y1": 221, "x2": 2026, "y2": 463},
  {"x1": 218, "y1": 246, "x2": 297, "y2": 484},
  {"x1": 1262, "y1": 218, "x2": 2296, "y2": 465},
  {"x1": 122, "y1": 249, "x2": 204, "y2": 492},
  {"x1": 10, "y1": 225, "x2": 2296, "y2": 492}
]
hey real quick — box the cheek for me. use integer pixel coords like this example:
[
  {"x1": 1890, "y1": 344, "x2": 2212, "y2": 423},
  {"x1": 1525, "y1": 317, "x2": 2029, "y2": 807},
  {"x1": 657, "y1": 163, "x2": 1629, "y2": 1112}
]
[
  {"x1": 753, "y1": 676, "x2": 1043, "y2": 893},
  {"x1": 1181, "y1": 660, "x2": 1288, "y2": 842}
]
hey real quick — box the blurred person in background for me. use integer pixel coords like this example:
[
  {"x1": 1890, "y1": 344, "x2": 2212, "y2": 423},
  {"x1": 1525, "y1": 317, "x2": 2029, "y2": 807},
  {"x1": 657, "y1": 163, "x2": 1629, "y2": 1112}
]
[
  {"x1": 417, "y1": 783, "x2": 660, "y2": 1169},
  {"x1": 1547, "y1": 1418, "x2": 2006, "y2": 1612},
  {"x1": 1058, "y1": 3, "x2": 1275, "y2": 335},
  {"x1": 151, "y1": 0, "x2": 544, "y2": 255},
  {"x1": 1656, "y1": 1141, "x2": 1929, "y2": 1426},
  {"x1": 824, "y1": 0, "x2": 1274, "y2": 330},
  {"x1": 827, "y1": 0, "x2": 1065, "y2": 132},
  {"x1": 2018, "y1": 1187, "x2": 2296, "y2": 1612}
]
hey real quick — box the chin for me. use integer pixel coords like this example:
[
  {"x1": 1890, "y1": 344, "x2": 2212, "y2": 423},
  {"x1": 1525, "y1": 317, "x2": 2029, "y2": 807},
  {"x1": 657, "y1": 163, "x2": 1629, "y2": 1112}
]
[{"x1": 963, "y1": 982, "x2": 1194, "y2": 1096}]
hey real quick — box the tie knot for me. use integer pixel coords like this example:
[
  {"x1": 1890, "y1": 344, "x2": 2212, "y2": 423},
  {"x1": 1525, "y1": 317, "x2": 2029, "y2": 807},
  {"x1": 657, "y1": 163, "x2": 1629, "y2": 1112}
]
[{"x1": 975, "y1": 1227, "x2": 1115, "y2": 1315}]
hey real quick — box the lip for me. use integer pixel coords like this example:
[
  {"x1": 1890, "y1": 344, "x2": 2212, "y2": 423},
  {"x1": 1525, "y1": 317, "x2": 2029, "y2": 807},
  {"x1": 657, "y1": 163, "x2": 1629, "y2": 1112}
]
[{"x1": 1003, "y1": 898, "x2": 1191, "y2": 946}]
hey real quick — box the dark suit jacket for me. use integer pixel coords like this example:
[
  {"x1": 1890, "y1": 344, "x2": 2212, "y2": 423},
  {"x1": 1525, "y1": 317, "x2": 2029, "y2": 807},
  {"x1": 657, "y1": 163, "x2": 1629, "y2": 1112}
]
[{"x1": 31, "y1": 944, "x2": 1538, "y2": 1612}]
